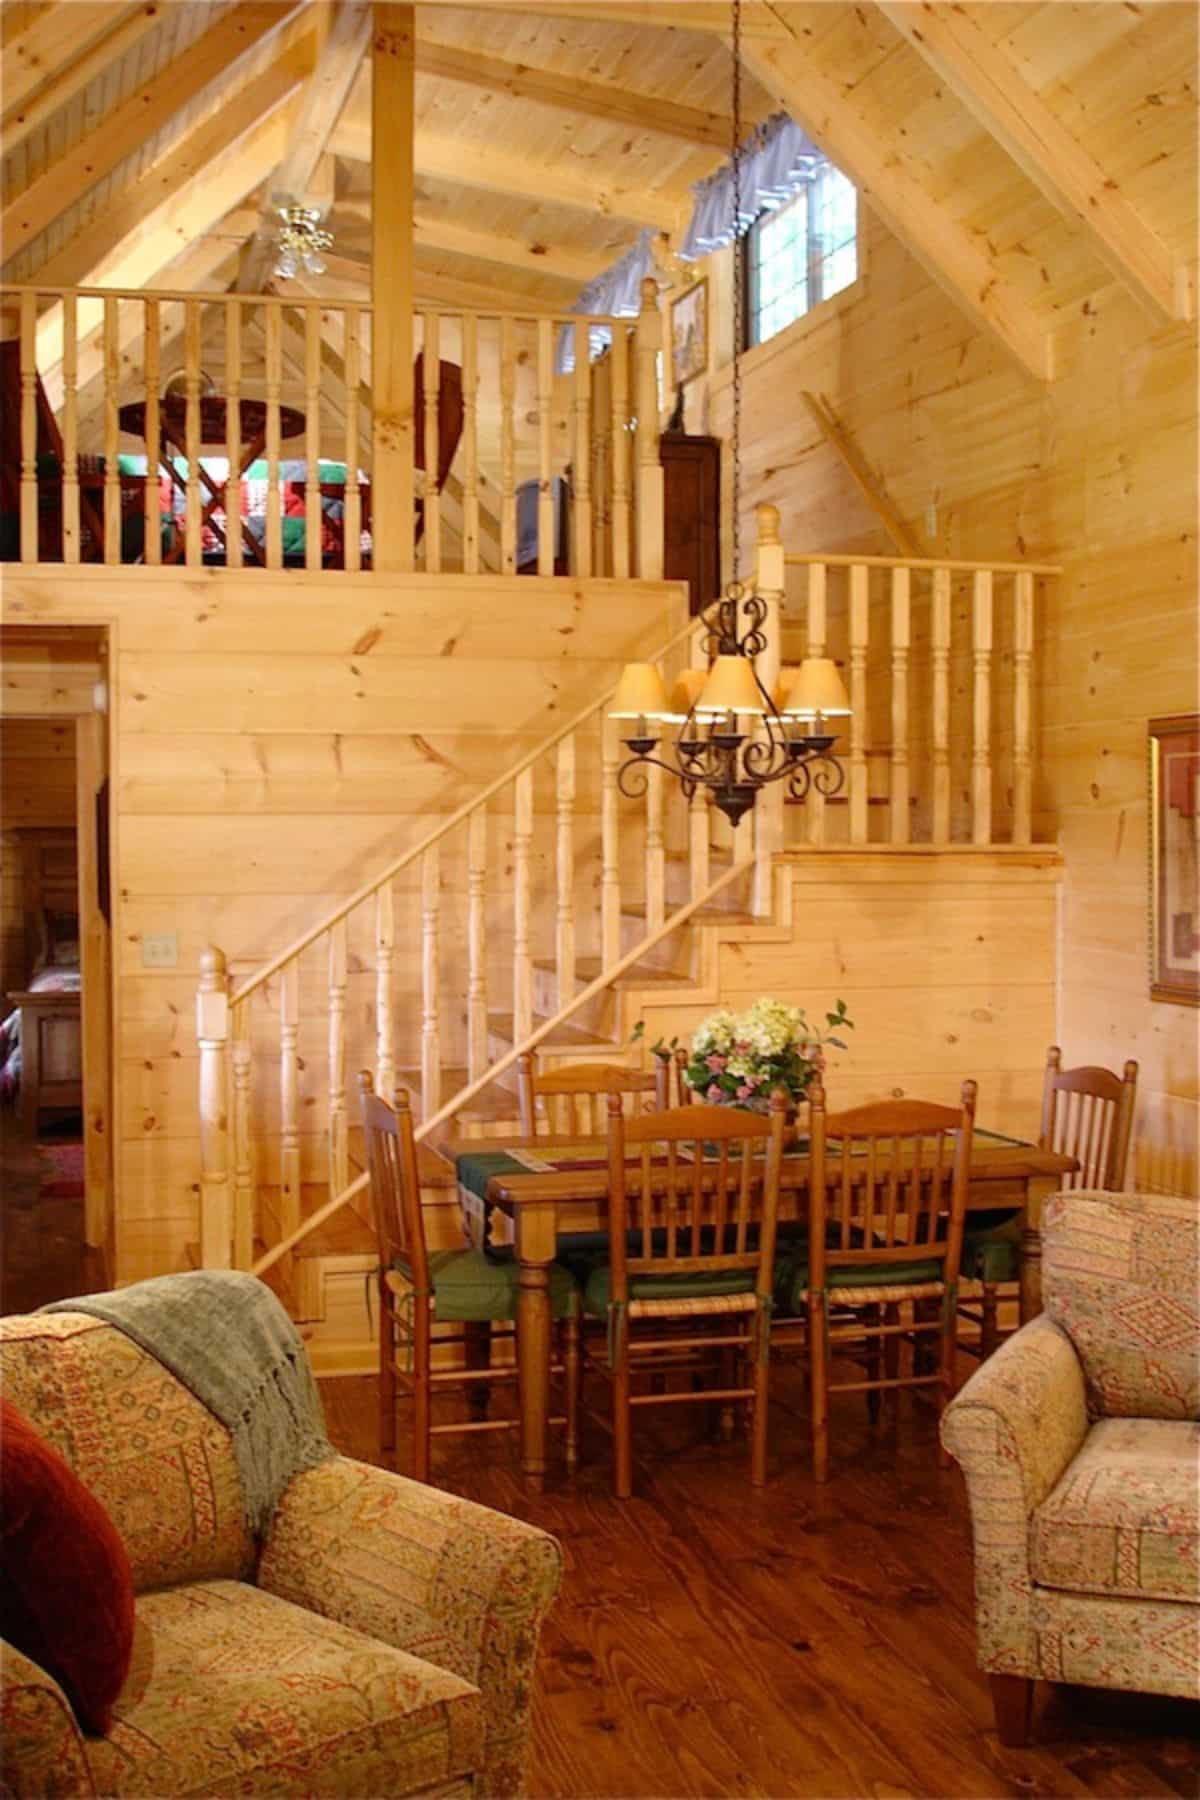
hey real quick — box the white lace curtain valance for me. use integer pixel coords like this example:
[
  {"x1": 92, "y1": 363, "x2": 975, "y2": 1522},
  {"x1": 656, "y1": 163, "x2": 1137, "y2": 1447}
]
[
  {"x1": 555, "y1": 228, "x2": 655, "y2": 374},
  {"x1": 679, "y1": 112, "x2": 824, "y2": 261}
]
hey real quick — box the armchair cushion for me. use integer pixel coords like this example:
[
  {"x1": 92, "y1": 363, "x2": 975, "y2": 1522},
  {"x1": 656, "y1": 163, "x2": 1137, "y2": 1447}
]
[
  {"x1": 1041, "y1": 1190, "x2": 1200, "y2": 1421},
  {"x1": 1031, "y1": 1417, "x2": 1200, "y2": 1605},
  {"x1": 1, "y1": 1638, "x2": 96, "y2": 1800},
  {"x1": 85, "y1": 1580, "x2": 483, "y2": 1799}
]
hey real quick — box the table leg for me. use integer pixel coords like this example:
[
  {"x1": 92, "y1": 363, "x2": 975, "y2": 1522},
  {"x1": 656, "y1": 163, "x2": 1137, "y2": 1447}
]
[
  {"x1": 515, "y1": 1201, "x2": 557, "y2": 1492},
  {"x1": 1019, "y1": 1175, "x2": 1058, "y2": 1323}
]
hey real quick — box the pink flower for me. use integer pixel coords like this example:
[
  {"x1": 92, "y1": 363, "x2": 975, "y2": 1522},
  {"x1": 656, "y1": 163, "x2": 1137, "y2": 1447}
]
[
  {"x1": 736, "y1": 1084, "x2": 752, "y2": 1100},
  {"x1": 707, "y1": 1083, "x2": 723, "y2": 1101},
  {"x1": 706, "y1": 1053, "x2": 726, "y2": 1072}
]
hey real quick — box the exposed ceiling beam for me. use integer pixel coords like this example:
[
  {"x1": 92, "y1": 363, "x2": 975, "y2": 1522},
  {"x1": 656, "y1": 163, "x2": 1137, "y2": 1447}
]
[
  {"x1": 742, "y1": 3, "x2": 1052, "y2": 381},
  {"x1": 1, "y1": 1, "x2": 141, "y2": 121},
  {"x1": 334, "y1": 199, "x2": 605, "y2": 282},
  {"x1": 877, "y1": 1, "x2": 1191, "y2": 327},
  {"x1": 1, "y1": 2, "x2": 164, "y2": 151},
  {"x1": 415, "y1": 37, "x2": 732, "y2": 147},
  {"x1": 415, "y1": 1, "x2": 790, "y2": 35},
  {"x1": 236, "y1": 0, "x2": 372, "y2": 292},
  {"x1": 331, "y1": 117, "x2": 682, "y2": 230},
  {"x1": 314, "y1": 251, "x2": 575, "y2": 314},
  {"x1": 2, "y1": 1, "x2": 302, "y2": 264}
]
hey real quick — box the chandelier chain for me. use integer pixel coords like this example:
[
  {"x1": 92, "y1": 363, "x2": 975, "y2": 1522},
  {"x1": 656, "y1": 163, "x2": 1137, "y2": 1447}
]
[{"x1": 730, "y1": 0, "x2": 743, "y2": 586}]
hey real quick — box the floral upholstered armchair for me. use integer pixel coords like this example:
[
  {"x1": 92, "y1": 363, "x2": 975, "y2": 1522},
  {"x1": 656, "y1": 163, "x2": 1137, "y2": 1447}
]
[
  {"x1": 942, "y1": 1190, "x2": 1199, "y2": 1745},
  {"x1": 0, "y1": 1306, "x2": 562, "y2": 1798}
]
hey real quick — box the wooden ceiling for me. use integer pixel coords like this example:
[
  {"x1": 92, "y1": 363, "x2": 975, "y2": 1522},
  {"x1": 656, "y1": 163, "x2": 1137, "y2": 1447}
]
[{"x1": 1, "y1": 2, "x2": 1195, "y2": 379}]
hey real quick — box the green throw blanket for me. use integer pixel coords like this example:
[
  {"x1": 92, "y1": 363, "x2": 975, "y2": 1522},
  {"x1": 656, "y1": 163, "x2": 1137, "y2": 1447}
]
[{"x1": 43, "y1": 1270, "x2": 333, "y2": 1538}]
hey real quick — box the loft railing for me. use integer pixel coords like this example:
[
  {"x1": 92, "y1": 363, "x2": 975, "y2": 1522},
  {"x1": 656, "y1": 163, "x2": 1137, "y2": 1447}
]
[
  {"x1": 0, "y1": 276, "x2": 666, "y2": 578},
  {"x1": 192, "y1": 506, "x2": 1060, "y2": 1278}
]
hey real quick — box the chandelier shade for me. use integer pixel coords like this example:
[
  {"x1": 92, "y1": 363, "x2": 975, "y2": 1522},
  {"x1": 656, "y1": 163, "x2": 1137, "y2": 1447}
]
[
  {"x1": 608, "y1": 662, "x2": 672, "y2": 720},
  {"x1": 668, "y1": 668, "x2": 708, "y2": 720},
  {"x1": 776, "y1": 657, "x2": 851, "y2": 718},
  {"x1": 696, "y1": 654, "x2": 768, "y2": 717}
]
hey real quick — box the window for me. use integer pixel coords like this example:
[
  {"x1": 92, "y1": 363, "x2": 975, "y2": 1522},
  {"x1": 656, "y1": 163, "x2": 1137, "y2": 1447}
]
[{"x1": 745, "y1": 162, "x2": 858, "y2": 348}]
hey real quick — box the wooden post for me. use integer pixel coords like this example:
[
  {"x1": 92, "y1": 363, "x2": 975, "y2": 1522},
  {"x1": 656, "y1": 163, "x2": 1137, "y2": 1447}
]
[
  {"x1": 467, "y1": 807, "x2": 488, "y2": 1082},
  {"x1": 806, "y1": 561, "x2": 828, "y2": 847},
  {"x1": 279, "y1": 959, "x2": 300, "y2": 1244},
  {"x1": 264, "y1": 301, "x2": 282, "y2": 569},
  {"x1": 972, "y1": 568, "x2": 994, "y2": 845},
  {"x1": 601, "y1": 714, "x2": 622, "y2": 968},
  {"x1": 327, "y1": 918, "x2": 348, "y2": 1203},
  {"x1": 344, "y1": 304, "x2": 362, "y2": 572},
  {"x1": 101, "y1": 297, "x2": 120, "y2": 565},
  {"x1": 753, "y1": 501, "x2": 784, "y2": 913},
  {"x1": 611, "y1": 321, "x2": 631, "y2": 579},
  {"x1": 304, "y1": 303, "x2": 322, "y2": 572},
  {"x1": 223, "y1": 299, "x2": 241, "y2": 570},
  {"x1": 61, "y1": 293, "x2": 80, "y2": 564},
  {"x1": 371, "y1": 2, "x2": 416, "y2": 571},
  {"x1": 421, "y1": 845, "x2": 441, "y2": 1119},
  {"x1": 635, "y1": 276, "x2": 663, "y2": 579},
  {"x1": 513, "y1": 767, "x2": 534, "y2": 1044},
  {"x1": 573, "y1": 319, "x2": 592, "y2": 578},
  {"x1": 500, "y1": 313, "x2": 516, "y2": 573},
  {"x1": 556, "y1": 734, "x2": 576, "y2": 1012},
  {"x1": 375, "y1": 883, "x2": 396, "y2": 1102},
  {"x1": 645, "y1": 762, "x2": 666, "y2": 931},
  {"x1": 183, "y1": 298, "x2": 201, "y2": 567},
  {"x1": 537, "y1": 318, "x2": 554, "y2": 575},
  {"x1": 422, "y1": 310, "x2": 441, "y2": 573},
  {"x1": 230, "y1": 1002, "x2": 254, "y2": 1270},
  {"x1": 848, "y1": 562, "x2": 870, "y2": 845},
  {"x1": 1012, "y1": 571, "x2": 1034, "y2": 845},
  {"x1": 196, "y1": 946, "x2": 232, "y2": 1270},
  {"x1": 461, "y1": 311, "x2": 479, "y2": 574},
  {"x1": 143, "y1": 299, "x2": 161, "y2": 567},
  {"x1": 931, "y1": 566, "x2": 952, "y2": 843},
  {"x1": 890, "y1": 565, "x2": 911, "y2": 845},
  {"x1": 18, "y1": 290, "x2": 36, "y2": 563}
]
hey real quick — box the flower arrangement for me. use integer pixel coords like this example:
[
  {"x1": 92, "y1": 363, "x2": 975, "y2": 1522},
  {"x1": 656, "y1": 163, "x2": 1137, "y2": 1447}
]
[{"x1": 674, "y1": 996, "x2": 853, "y2": 1111}]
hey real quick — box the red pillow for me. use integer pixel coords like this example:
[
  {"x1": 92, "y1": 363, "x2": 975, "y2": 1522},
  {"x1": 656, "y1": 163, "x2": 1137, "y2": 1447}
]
[{"x1": 0, "y1": 1398, "x2": 135, "y2": 1734}]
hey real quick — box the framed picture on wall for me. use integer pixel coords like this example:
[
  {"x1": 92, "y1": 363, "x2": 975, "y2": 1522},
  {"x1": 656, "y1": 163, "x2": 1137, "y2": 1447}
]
[
  {"x1": 1149, "y1": 714, "x2": 1200, "y2": 1005},
  {"x1": 670, "y1": 279, "x2": 708, "y2": 387}
]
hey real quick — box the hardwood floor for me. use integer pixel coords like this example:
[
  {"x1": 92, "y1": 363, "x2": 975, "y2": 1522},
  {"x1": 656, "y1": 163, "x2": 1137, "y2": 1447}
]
[
  {"x1": 0, "y1": 1106, "x2": 104, "y2": 1313},
  {"x1": 322, "y1": 1364, "x2": 1199, "y2": 1800}
]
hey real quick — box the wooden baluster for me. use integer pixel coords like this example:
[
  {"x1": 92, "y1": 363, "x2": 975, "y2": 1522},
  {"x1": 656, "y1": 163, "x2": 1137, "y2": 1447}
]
[
  {"x1": 101, "y1": 297, "x2": 120, "y2": 565},
  {"x1": 807, "y1": 561, "x2": 828, "y2": 846},
  {"x1": 265, "y1": 301, "x2": 283, "y2": 569},
  {"x1": 972, "y1": 568, "x2": 994, "y2": 845},
  {"x1": 327, "y1": 919, "x2": 348, "y2": 1202},
  {"x1": 375, "y1": 883, "x2": 396, "y2": 1103},
  {"x1": 573, "y1": 319, "x2": 592, "y2": 578},
  {"x1": 556, "y1": 734, "x2": 576, "y2": 1012},
  {"x1": 422, "y1": 311, "x2": 441, "y2": 573},
  {"x1": 467, "y1": 807, "x2": 488, "y2": 1082},
  {"x1": 848, "y1": 562, "x2": 869, "y2": 844},
  {"x1": 601, "y1": 714, "x2": 622, "y2": 967},
  {"x1": 537, "y1": 318, "x2": 554, "y2": 575},
  {"x1": 754, "y1": 502, "x2": 784, "y2": 911},
  {"x1": 60, "y1": 292, "x2": 80, "y2": 564},
  {"x1": 1012, "y1": 571, "x2": 1034, "y2": 845},
  {"x1": 279, "y1": 960, "x2": 301, "y2": 1243},
  {"x1": 500, "y1": 314, "x2": 516, "y2": 573},
  {"x1": 196, "y1": 947, "x2": 232, "y2": 1269},
  {"x1": 513, "y1": 767, "x2": 534, "y2": 1044},
  {"x1": 461, "y1": 312, "x2": 479, "y2": 574},
  {"x1": 142, "y1": 299, "x2": 161, "y2": 566},
  {"x1": 183, "y1": 298, "x2": 201, "y2": 567},
  {"x1": 646, "y1": 762, "x2": 665, "y2": 932},
  {"x1": 344, "y1": 305, "x2": 362, "y2": 573},
  {"x1": 890, "y1": 565, "x2": 911, "y2": 845},
  {"x1": 18, "y1": 290, "x2": 36, "y2": 562},
  {"x1": 224, "y1": 299, "x2": 241, "y2": 569},
  {"x1": 231, "y1": 1003, "x2": 254, "y2": 1270},
  {"x1": 421, "y1": 846, "x2": 441, "y2": 1120},
  {"x1": 635, "y1": 276, "x2": 664, "y2": 578},
  {"x1": 931, "y1": 566, "x2": 952, "y2": 843},
  {"x1": 304, "y1": 303, "x2": 322, "y2": 572},
  {"x1": 611, "y1": 320, "x2": 631, "y2": 579}
]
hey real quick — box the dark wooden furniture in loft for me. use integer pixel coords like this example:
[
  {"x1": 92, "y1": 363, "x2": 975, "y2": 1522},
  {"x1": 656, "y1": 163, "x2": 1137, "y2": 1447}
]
[
  {"x1": 0, "y1": 339, "x2": 106, "y2": 561},
  {"x1": 661, "y1": 430, "x2": 721, "y2": 617}
]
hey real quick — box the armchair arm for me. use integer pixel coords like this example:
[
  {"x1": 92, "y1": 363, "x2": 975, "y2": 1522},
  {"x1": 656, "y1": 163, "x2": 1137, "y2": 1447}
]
[
  {"x1": 941, "y1": 1315, "x2": 1089, "y2": 1676},
  {"x1": 1, "y1": 1639, "x2": 96, "y2": 1800},
  {"x1": 258, "y1": 1456, "x2": 563, "y2": 1799}
]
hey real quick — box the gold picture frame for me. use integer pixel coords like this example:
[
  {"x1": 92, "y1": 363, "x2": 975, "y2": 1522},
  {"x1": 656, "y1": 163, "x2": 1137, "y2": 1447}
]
[
  {"x1": 1149, "y1": 713, "x2": 1200, "y2": 1006},
  {"x1": 669, "y1": 279, "x2": 708, "y2": 388}
]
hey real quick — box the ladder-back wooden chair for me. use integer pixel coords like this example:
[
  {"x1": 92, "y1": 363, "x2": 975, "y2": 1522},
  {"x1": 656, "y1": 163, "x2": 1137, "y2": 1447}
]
[
  {"x1": 359, "y1": 1073, "x2": 580, "y2": 1481},
  {"x1": 516, "y1": 1052, "x2": 669, "y2": 1136},
  {"x1": 959, "y1": 1047, "x2": 1138, "y2": 1359},
  {"x1": 792, "y1": 1082, "x2": 976, "y2": 1482},
  {"x1": 584, "y1": 1091, "x2": 788, "y2": 1498}
]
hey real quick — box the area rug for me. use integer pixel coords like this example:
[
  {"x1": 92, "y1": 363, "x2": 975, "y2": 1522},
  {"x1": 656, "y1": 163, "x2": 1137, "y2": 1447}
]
[{"x1": 39, "y1": 1142, "x2": 85, "y2": 1200}]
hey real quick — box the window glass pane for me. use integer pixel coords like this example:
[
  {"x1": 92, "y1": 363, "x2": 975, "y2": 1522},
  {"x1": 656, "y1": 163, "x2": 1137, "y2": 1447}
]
[{"x1": 747, "y1": 156, "x2": 857, "y2": 346}]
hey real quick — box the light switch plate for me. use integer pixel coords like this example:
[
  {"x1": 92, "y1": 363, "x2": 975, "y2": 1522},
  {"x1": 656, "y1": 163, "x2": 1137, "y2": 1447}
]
[{"x1": 142, "y1": 931, "x2": 179, "y2": 969}]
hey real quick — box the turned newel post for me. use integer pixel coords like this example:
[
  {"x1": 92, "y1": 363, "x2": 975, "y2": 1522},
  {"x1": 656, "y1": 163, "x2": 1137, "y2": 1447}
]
[
  {"x1": 635, "y1": 275, "x2": 664, "y2": 579},
  {"x1": 196, "y1": 946, "x2": 232, "y2": 1269},
  {"x1": 753, "y1": 501, "x2": 784, "y2": 917}
]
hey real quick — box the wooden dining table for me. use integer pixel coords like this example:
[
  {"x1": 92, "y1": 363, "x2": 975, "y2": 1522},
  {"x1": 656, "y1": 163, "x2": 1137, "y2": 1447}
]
[{"x1": 449, "y1": 1129, "x2": 1079, "y2": 1490}]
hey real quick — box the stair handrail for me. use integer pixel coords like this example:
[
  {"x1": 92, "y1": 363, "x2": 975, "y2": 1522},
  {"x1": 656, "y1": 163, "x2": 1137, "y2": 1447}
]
[
  {"x1": 249, "y1": 851, "x2": 752, "y2": 1279},
  {"x1": 230, "y1": 610, "x2": 705, "y2": 1007}
]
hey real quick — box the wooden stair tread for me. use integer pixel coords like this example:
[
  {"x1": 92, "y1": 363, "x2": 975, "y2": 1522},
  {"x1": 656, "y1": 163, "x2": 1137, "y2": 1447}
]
[
  {"x1": 347, "y1": 1122, "x2": 457, "y2": 1188},
  {"x1": 622, "y1": 900, "x2": 755, "y2": 925},
  {"x1": 488, "y1": 1011, "x2": 611, "y2": 1049},
  {"x1": 396, "y1": 1064, "x2": 518, "y2": 1118},
  {"x1": 531, "y1": 955, "x2": 690, "y2": 989}
]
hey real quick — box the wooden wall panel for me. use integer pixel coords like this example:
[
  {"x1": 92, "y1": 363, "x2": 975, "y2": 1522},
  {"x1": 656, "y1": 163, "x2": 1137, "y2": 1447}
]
[{"x1": 3, "y1": 569, "x2": 685, "y2": 1279}]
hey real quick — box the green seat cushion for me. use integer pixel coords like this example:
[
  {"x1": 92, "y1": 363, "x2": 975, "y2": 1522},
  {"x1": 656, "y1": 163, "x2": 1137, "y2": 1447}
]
[
  {"x1": 394, "y1": 1247, "x2": 579, "y2": 1322},
  {"x1": 962, "y1": 1209, "x2": 1023, "y2": 1284},
  {"x1": 582, "y1": 1262, "x2": 756, "y2": 1318},
  {"x1": 773, "y1": 1256, "x2": 946, "y2": 1318}
]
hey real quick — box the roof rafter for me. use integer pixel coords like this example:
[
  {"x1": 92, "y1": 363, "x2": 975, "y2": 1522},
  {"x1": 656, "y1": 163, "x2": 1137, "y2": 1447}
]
[
  {"x1": 742, "y1": 1, "x2": 1052, "y2": 381},
  {"x1": 415, "y1": 37, "x2": 733, "y2": 148},
  {"x1": 1, "y1": 2, "x2": 164, "y2": 150},
  {"x1": 314, "y1": 255, "x2": 577, "y2": 315},
  {"x1": 1, "y1": 1, "x2": 142, "y2": 121},
  {"x1": 332, "y1": 215, "x2": 603, "y2": 284},
  {"x1": 2, "y1": 0, "x2": 303, "y2": 264},
  {"x1": 877, "y1": 1, "x2": 1191, "y2": 327},
  {"x1": 416, "y1": 1, "x2": 790, "y2": 36}
]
